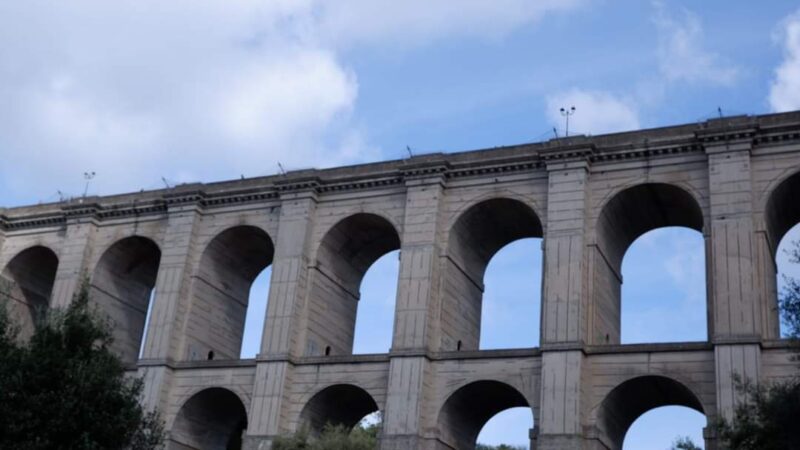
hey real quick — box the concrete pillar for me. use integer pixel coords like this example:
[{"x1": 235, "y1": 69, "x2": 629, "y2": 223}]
[
  {"x1": 381, "y1": 168, "x2": 446, "y2": 449},
  {"x1": 50, "y1": 209, "x2": 99, "y2": 308},
  {"x1": 538, "y1": 155, "x2": 591, "y2": 449},
  {"x1": 703, "y1": 129, "x2": 764, "y2": 420},
  {"x1": 541, "y1": 159, "x2": 590, "y2": 346},
  {"x1": 245, "y1": 188, "x2": 318, "y2": 449},
  {"x1": 538, "y1": 351, "x2": 587, "y2": 450},
  {"x1": 138, "y1": 198, "x2": 204, "y2": 413},
  {"x1": 0, "y1": 227, "x2": 5, "y2": 261}
]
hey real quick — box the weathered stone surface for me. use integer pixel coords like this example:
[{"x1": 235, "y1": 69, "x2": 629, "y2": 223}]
[{"x1": 1, "y1": 112, "x2": 800, "y2": 449}]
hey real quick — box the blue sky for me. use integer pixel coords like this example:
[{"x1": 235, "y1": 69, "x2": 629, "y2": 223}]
[{"x1": 3, "y1": 1, "x2": 800, "y2": 448}]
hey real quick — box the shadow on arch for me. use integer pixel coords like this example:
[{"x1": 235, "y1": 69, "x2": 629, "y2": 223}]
[
  {"x1": 442, "y1": 197, "x2": 543, "y2": 351},
  {"x1": 0, "y1": 245, "x2": 59, "y2": 340},
  {"x1": 185, "y1": 225, "x2": 274, "y2": 361},
  {"x1": 766, "y1": 169, "x2": 800, "y2": 253},
  {"x1": 436, "y1": 380, "x2": 533, "y2": 450},
  {"x1": 91, "y1": 235, "x2": 161, "y2": 365},
  {"x1": 305, "y1": 213, "x2": 401, "y2": 356},
  {"x1": 765, "y1": 169, "x2": 800, "y2": 338},
  {"x1": 596, "y1": 375, "x2": 706, "y2": 450},
  {"x1": 298, "y1": 384, "x2": 379, "y2": 436},
  {"x1": 170, "y1": 387, "x2": 248, "y2": 450},
  {"x1": 595, "y1": 183, "x2": 706, "y2": 345}
]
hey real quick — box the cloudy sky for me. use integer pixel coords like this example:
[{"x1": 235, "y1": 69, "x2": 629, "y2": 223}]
[{"x1": 3, "y1": 1, "x2": 800, "y2": 448}]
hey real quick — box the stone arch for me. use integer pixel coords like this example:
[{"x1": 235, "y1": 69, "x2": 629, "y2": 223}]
[
  {"x1": 596, "y1": 182, "x2": 704, "y2": 271},
  {"x1": 170, "y1": 387, "x2": 248, "y2": 450},
  {"x1": 765, "y1": 169, "x2": 800, "y2": 254},
  {"x1": 184, "y1": 225, "x2": 274, "y2": 361},
  {"x1": 440, "y1": 197, "x2": 544, "y2": 350},
  {"x1": 595, "y1": 375, "x2": 706, "y2": 450},
  {"x1": 304, "y1": 213, "x2": 401, "y2": 356},
  {"x1": 593, "y1": 183, "x2": 706, "y2": 345},
  {"x1": 763, "y1": 168, "x2": 800, "y2": 339},
  {"x1": 436, "y1": 380, "x2": 532, "y2": 450},
  {"x1": 91, "y1": 235, "x2": 161, "y2": 365},
  {"x1": 298, "y1": 384, "x2": 379, "y2": 436},
  {"x1": 0, "y1": 246, "x2": 59, "y2": 340},
  {"x1": 446, "y1": 190, "x2": 544, "y2": 231}
]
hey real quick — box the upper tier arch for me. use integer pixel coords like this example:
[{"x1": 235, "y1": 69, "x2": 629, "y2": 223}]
[
  {"x1": 184, "y1": 225, "x2": 275, "y2": 360},
  {"x1": 596, "y1": 182, "x2": 705, "y2": 272},
  {"x1": 91, "y1": 235, "x2": 161, "y2": 365},
  {"x1": 304, "y1": 213, "x2": 401, "y2": 356},
  {"x1": 765, "y1": 168, "x2": 800, "y2": 254},
  {"x1": 0, "y1": 245, "x2": 59, "y2": 340}
]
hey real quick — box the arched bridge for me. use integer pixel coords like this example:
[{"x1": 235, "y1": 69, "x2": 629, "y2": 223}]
[{"x1": 1, "y1": 112, "x2": 800, "y2": 449}]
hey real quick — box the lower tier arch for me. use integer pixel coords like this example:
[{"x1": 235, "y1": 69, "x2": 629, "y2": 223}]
[
  {"x1": 170, "y1": 387, "x2": 248, "y2": 450},
  {"x1": 436, "y1": 380, "x2": 533, "y2": 449},
  {"x1": 596, "y1": 375, "x2": 706, "y2": 449}
]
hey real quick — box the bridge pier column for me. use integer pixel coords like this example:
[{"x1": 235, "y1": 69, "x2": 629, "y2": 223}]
[
  {"x1": 49, "y1": 212, "x2": 98, "y2": 308},
  {"x1": 703, "y1": 133, "x2": 766, "y2": 421},
  {"x1": 138, "y1": 198, "x2": 204, "y2": 413},
  {"x1": 536, "y1": 351, "x2": 588, "y2": 450},
  {"x1": 246, "y1": 189, "x2": 318, "y2": 447},
  {"x1": 538, "y1": 156, "x2": 592, "y2": 449},
  {"x1": 381, "y1": 168, "x2": 447, "y2": 449}
]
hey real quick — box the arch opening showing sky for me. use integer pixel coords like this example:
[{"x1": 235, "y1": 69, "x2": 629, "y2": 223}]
[
  {"x1": 481, "y1": 238, "x2": 543, "y2": 349},
  {"x1": 353, "y1": 250, "x2": 400, "y2": 354},
  {"x1": 477, "y1": 407, "x2": 534, "y2": 449},
  {"x1": 241, "y1": 266, "x2": 273, "y2": 359},
  {"x1": 621, "y1": 227, "x2": 707, "y2": 344},
  {"x1": 777, "y1": 223, "x2": 800, "y2": 338}
]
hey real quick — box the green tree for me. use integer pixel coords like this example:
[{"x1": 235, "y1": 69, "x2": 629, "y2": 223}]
[
  {"x1": 671, "y1": 436, "x2": 702, "y2": 450},
  {"x1": 0, "y1": 279, "x2": 164, "y2": 450},
  {"x1": 714, "y1": 241, "x2": 800, "y2": 449},
  {"x1": 716, "y1": 377, "x2": 800, "y2": 450},
  {"x1": 780, "y1": 241, "x2": 800, "y2": 340},
  {"x1": 273, "y1": 423, "x2": 378, "y2": 450}
]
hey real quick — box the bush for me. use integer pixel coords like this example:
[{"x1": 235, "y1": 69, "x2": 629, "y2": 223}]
[{"x1": 0, "y1": 279, "x2": 164, "y2": 450}]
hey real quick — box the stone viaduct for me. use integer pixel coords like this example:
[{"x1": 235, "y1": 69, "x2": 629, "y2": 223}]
[{"x1": 1, "y1": 111, "x2": 800, "y2": 449}]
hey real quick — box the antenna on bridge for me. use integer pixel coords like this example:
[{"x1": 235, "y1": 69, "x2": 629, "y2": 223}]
[
  {"x1": 57, "y1": 190, "x2": 67, "y2": 202},
  {"x1": 553, "y1": 127, "x2": 559, "y2": 139},
  {"x1": 277, "y1": 162, "x2": 287, "y2": 175},
  {"x1": 406, "y1": 145, "x2": 414, "y2": 158},
  {"x1": 82, "y1": 172, "x2": 96, "y2": 197},
  {"x1": 717, "y1": 107, "x2": 724, "y2": 119},
  {"x1": 560, "y1": 106, "x2": 576, "y2": 137},
  {"x1": 161, "y1": 177, "x2": 171, "y2": 189}
]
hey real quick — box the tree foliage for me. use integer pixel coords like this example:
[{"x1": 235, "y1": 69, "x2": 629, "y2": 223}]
[
  {"x1": 0, "y1": 279, "x2": 164, "y2": 450},
  {"x1": 716, "y1": 377, "x2": 800, "y2": 450},
  {"x1": 272, "y1": 422, "x2": 379, "y2": 450},
  {"x1": 714, "y1": 240, "x2": 800, "y2": 449},
  {"x1": 271, "y1": 419, "x2": 527, "y2": 450},
  {"x1": 671, "y1": 436, "x2": 702, "y2": 450},
  {"x1": 780, "y1": 241, "x2": 800, "y2": 340}
]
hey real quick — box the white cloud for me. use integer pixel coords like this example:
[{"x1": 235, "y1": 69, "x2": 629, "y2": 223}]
[
  {"x1": 0, "y1": 0, "x2": 587, "y2": 205},
  {"x1": 0, "y1": 1, "x2": 364, "y2": 201},
  {"x1": 315, "y1": 0, "x2": 586, "y2": 48},
  {"x1": 546, "y1": 89, "x2": 640, "y2": 136},
  {"x1": 769, "y1": 9, "x2": 800, "y2": 112},
  {"x1": 652, "y1": 1, "x2": 739, "y2": 86}
]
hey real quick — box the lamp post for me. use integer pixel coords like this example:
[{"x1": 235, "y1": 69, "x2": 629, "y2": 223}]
[
  {"x1": 83, "y1": 171, "x2": 95, "y2": 197},
  {"x1": 560, "y1": 106, "x2": 576, "y2": 137}
]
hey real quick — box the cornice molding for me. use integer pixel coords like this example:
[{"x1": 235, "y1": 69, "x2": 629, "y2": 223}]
[{"x1": 3, "y1": 112, "x2": 800, "y2": 232}]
